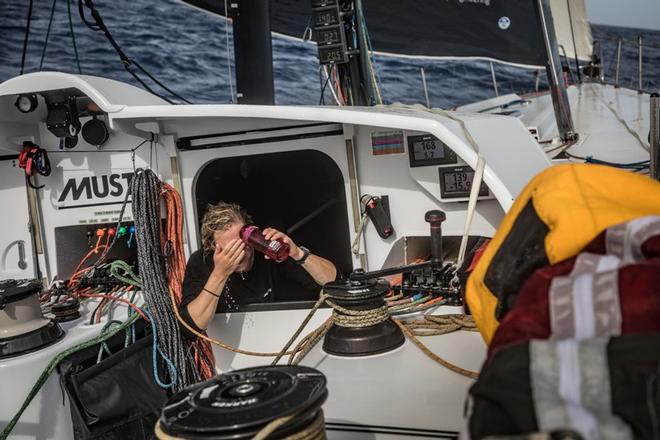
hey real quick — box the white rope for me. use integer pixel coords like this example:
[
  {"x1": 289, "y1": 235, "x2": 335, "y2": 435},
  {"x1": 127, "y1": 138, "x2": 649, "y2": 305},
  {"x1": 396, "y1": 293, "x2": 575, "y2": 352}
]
[
  {"x1": 457, "y1": 155, "x2": 486, "y2": 268},
  {"x1": 351, "y1": 213, "x2": 369, "y2": 256}
]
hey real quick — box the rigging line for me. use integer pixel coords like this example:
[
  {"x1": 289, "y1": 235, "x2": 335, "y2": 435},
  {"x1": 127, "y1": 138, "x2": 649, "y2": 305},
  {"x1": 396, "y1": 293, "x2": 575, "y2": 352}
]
[
  {"x1": 223, "y1": 0, "x2": 235, "y2": 103},
  {"x1": 132, "y1": 59, "x2": 191, "y2": 104},
  {"x1": 357, "y1": 5, "x2": 383, "y2": 104},
  {"x1": 566, "y1": 0, "x2": 581, "y2": 83},
  {"x1": 77, "y1": 0, "x2": 100, "y2": 30},
  {"x1": 39, "y1": 0, "x2": 59, "y2": 71},
  {"x1": 322, "y1": 66, "x2": 341, "y2": 106},
  {"x1": 319, "y1": 69, "x2": 331, "y2": 105},
  {"x1": 67, "y1": 0, "x2": 82, "y2": 74},
  {"x1": 78, "y1": 0, "x2": 187, "y2": 104},
  {"x1": 127, "y1": 66, "x2": 175, "y2": 104},
  {"x1": 20, "y1": 0, "x2": 34, "y2": 75}
]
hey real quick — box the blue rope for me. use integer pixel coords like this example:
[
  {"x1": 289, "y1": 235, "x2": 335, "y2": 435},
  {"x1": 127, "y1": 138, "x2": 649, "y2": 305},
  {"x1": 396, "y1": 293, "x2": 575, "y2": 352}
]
[
  {"x1": 584, "y1": 155, "x2": 650, "y2": 170},
  {"x1": 93, "y1": 305, "x2": 177, "y2": 389},
  {"x1": 141, "y1": 308, "x2": 178, "y2": 389},
  {"x1": 97, "y1": 320, "x2": 123, "y2": 363}
]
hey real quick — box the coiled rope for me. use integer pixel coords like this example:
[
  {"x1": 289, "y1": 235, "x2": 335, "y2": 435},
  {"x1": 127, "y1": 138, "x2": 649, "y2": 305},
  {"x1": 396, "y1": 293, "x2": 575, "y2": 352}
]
[
  {"x1": 270, "y1": 294, "x2": 479, "y2": 379},
  {"x1": 394, "y1": 315, "x2": 479, "y2": 379},
  {"x1": 254, "y1": 409, "x2": 326, "y2": 440},
  {"x1": 132, "y1": 169, "x2": 197, "y2": 390},
  {"x1": 325, "y1": 299, "x2": 389, "y2": 328},
  {"x1": 403, "y1": 314, "x2": 478, "y2": 336},
  {"x1": 154, "y1": 409, "x2": 326, "y2": 440},
  {"x1": 161, "y1": 182, "x2": 215, "y2": 380}
]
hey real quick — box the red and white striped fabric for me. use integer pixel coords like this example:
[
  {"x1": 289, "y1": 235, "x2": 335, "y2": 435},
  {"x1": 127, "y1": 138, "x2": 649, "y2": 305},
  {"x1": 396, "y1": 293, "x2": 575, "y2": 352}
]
[{"x1": 488, "y1": 216, "x2": 660, "y2": 359}]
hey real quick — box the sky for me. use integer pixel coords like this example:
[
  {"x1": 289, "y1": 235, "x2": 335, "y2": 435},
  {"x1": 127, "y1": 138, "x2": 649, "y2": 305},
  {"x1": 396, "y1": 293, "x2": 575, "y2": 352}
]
[{"x1": 585, "y1": 0, "x2": 660, "y2": 31}]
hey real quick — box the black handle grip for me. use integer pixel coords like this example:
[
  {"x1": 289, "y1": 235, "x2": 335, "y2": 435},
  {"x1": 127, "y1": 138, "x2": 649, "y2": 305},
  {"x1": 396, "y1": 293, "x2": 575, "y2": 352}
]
[{"x1": 425, "y1": 210, "x2": 446, "y2": 265}]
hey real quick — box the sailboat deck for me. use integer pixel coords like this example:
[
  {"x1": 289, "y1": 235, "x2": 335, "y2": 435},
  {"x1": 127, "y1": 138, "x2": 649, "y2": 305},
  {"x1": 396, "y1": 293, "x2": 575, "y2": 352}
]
[{"x1": 522, "y1": 82, "x2": 651, "y2": 164}]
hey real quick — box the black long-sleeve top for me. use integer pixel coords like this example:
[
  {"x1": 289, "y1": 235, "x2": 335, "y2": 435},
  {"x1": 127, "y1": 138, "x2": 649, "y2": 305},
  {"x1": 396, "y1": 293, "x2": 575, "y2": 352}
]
[{"x1": 178, "y1": 249, "x2": 326, "y2": 335}]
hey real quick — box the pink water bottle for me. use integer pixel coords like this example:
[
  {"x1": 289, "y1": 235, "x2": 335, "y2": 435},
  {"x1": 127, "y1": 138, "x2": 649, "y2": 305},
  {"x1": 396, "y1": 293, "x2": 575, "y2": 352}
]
[{"x1": 239, "y1": 225, "x2": 290, "y2": 262}]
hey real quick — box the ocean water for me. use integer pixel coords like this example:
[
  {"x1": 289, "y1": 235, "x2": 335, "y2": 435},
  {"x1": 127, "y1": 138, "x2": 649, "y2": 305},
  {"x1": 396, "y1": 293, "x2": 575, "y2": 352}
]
[{"x1": 0, "y1": 0, "x2": 658, "y2": 107}]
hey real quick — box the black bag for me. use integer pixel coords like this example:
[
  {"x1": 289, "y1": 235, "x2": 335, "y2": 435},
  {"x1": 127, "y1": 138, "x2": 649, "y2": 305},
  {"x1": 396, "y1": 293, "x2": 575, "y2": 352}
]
[{"x1": 58, "y1": 324, "x2": 169, "y2": 440}]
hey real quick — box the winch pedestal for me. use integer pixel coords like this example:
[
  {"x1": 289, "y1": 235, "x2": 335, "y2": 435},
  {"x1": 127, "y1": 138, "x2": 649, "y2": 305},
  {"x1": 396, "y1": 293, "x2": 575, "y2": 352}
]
[{"x1": 0, "y1": 279, "x2": 64, "y2": 358}]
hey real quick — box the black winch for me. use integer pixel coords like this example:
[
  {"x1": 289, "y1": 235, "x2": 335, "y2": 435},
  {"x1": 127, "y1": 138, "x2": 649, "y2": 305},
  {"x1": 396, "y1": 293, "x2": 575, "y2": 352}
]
[
  {"x1": 321, "y1": 210, "x2": 451, "y2": 357},
  {"x1": 157, "y1": 365, "x2": 327, "y2": 439},
  {"x1": 322, "y1": 278, "x2": 405, "y2": 356},
  {"x1": 0, "y1": 279, "x2": 64, "y2": 358}
]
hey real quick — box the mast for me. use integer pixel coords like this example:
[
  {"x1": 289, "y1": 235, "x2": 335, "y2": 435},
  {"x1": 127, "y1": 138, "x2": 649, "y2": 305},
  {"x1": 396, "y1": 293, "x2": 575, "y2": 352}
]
[
  {"x1": 229, "y1": 0, "x2": 275, "y2": 104},
  {"x1": 536, "y1": 0, "x2": 577, "y2": 142}
]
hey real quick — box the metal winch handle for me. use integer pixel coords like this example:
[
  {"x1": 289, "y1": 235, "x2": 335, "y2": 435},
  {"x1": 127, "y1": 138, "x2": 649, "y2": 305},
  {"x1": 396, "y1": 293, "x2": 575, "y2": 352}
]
[{"x1": 425, "y1": 210, "x2": 446, "y2": 265}]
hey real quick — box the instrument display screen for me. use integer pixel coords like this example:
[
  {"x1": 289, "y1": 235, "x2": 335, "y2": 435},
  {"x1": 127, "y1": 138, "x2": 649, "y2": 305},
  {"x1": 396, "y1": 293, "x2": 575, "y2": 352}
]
[
  {"x1": 407, "y1": 134, "x2": 456, "y2": 167},
  {"x1": 318, "y1": 45, "x2": 348, "y2": 64},
  {"x1": 317, "y1": 26, "x2": 342, "y2": 46},
  {"x1": 313, "y1": 8, "x2": 340, "y2": 27},
  {"x1": 439, "y1": 166, "x2": 489, "y2": 199},
  {"x1": 412, "y1": 137, "x2": 445, "y2": 160}
]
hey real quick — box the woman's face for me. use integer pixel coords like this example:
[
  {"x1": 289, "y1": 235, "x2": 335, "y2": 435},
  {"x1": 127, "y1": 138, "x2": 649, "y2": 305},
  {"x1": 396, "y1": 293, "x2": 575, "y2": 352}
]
[{"x1": 213, "y1": 222, "x2": 254, "y2": 273}]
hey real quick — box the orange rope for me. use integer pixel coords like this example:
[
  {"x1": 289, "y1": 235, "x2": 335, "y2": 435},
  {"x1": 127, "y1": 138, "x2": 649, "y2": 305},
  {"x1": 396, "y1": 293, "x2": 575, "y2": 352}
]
[
  {"x1": 161, "y1": 183, "x2": 215, "y2": 379},
  {"x1": 78, "y1": 292, "x2": 149, "y2": 322},
  {"x1": 68, "y1": 244, "x2": 110, "y2": 285}
]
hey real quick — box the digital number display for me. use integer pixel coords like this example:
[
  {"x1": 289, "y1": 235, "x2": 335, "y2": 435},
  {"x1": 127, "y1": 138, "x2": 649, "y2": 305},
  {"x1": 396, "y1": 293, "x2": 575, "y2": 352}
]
[
  {"x1": 317, "y1": 27, "x2": 342, "y2": 45},
  {"x1": 413, "y1": 138, "x2": 446, "y2": 161},
  {"x1": 313, "y1": 8, "x2": 339, "y2": 27},
  {"x1": 439, "y1": 166, "x2": 489, "y2": 199},
  {"x1": 444, "y1": 170, "x2": 474, "y2": 193},
  {"x1": 318, "y1": 45, "x2": 347, "y2": 64},
  {"x1": 407, "y1": 134, "x2": 456, "y2": 167}
]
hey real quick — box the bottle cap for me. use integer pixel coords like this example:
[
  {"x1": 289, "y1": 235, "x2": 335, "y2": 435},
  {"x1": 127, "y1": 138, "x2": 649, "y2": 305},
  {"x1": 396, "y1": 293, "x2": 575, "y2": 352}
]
[{"x1": 240, "y1": 225, "x2": 258, "y2": 243}]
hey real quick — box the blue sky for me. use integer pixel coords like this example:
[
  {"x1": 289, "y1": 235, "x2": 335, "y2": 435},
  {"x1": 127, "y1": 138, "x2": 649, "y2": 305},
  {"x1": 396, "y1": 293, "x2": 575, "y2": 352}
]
[{"x1": 585, "y1": 0, "x2": 660, "y2": 30}]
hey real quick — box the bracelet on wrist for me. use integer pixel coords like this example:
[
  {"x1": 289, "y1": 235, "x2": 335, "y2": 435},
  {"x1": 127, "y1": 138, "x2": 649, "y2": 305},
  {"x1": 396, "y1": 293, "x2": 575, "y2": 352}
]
[{"x1": 203, "y1": 287, "x2": 221, "y2": 298}]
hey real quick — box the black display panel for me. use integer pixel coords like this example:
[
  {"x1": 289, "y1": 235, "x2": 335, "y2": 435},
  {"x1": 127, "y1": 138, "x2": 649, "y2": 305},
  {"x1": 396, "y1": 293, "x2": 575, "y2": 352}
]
[
  {"x1": 439, "y1": 166, "x2": 489, "y2": 199},
  {"x1": 318, "y1": 45, "x2": 348, "y2": 64},
  {"x1": 312, "y1": 7, "x2": 340, "y2": 27},
  {"x1": 407, "y1": 134, "x2": 457, "y2": 167},
  {"x1": 317, "y1": 26, "x2": 343, "y2": 46}
]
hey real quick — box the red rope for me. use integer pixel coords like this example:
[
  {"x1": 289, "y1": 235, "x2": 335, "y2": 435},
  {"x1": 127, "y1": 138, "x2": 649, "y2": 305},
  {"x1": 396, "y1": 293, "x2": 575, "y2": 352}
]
[{"x1": 161, "y1": 182, "x2": 215, "y2": 379}]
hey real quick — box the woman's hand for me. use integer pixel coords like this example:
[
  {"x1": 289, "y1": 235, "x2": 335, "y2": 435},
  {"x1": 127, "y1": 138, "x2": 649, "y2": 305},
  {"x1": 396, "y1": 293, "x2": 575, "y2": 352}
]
[
  {"x1": 262, "y1": 228, "x2": 303, "y2": 261},
  {"x1": 212, "y1": 238, "x2": 245, "y2": 279}
]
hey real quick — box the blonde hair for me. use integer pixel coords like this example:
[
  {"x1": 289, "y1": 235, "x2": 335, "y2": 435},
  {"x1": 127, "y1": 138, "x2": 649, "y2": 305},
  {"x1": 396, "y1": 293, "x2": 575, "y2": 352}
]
[{"x1": 200, "y1": 201, "x2": 252, "y2": 254}]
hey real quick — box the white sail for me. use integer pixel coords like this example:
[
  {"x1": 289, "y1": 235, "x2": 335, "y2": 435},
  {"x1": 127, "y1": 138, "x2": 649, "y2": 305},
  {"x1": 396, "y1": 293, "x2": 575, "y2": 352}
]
[{"x1": 551, "y1": 0, "x2": 594, "y2": 61}]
